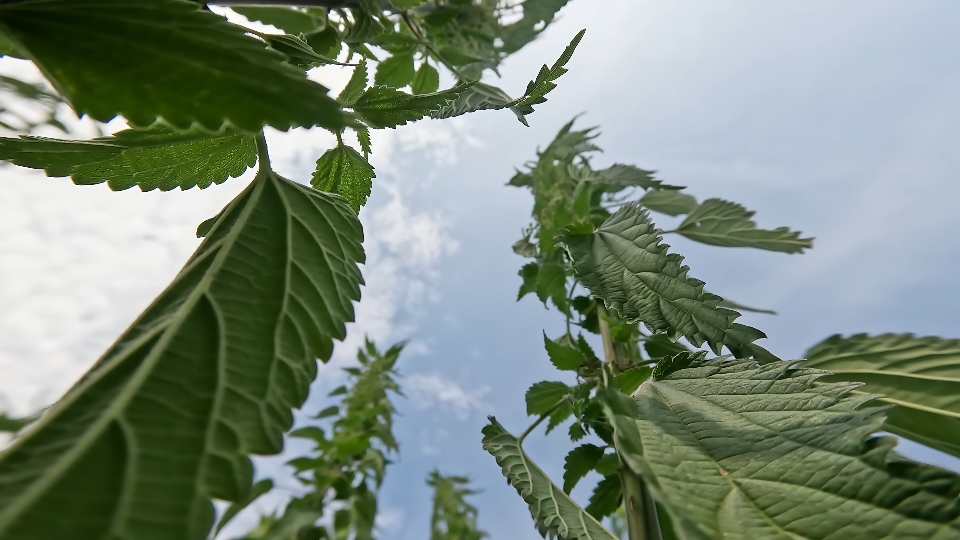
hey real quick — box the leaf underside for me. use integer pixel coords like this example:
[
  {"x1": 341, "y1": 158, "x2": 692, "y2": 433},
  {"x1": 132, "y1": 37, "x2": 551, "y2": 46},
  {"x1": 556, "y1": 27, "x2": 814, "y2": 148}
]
[
  {"x1": 481, "y1": 418, "x2": 617, "y2": 540},
  {"x1": 676, "y1": 198, "x2": 813, "y2": 254},
  {"x1": 559, "y1": 202, "x2": 765, "y2": 354},
  {"x1": 601, "y1": 355, "x2": 960, "y2": 540},
  {"x1": 0, "y1": 0, "x2": 348, "y2": 132},
  {"x1": 0, "y1": 128, "x2": 256, "y2": 191},
  {"x1": 0, "y1": 170, "x2": 364, "y2": 539},
  {"x1": 803, "y1": 333, "x2": 960, "y2": 459},
  {"x1": 352, "y1": 84, "x2": 467, "y2": 129}
]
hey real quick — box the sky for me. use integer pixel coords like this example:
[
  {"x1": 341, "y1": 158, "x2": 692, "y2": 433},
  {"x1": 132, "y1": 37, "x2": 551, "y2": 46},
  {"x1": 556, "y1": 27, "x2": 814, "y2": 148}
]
[{"x1": 2, "y1": 1, "x2": 960, "y2": 538}]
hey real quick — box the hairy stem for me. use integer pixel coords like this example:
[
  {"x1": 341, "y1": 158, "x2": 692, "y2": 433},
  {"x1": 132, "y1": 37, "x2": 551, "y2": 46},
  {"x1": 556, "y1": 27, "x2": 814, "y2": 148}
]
[
  {"x1": 598, "y1": 304, "x2": 661, "y2": 540},
  {"x1": 254, "y1": 131, "x2": 271, "y2": 173}
]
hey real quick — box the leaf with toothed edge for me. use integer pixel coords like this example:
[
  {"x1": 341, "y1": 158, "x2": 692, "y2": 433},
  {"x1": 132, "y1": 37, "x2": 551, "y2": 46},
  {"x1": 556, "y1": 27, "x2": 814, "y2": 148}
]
[
  {"x1": 676, "y1": 198, "x2": 814, "y2": 253},
  {"x1": 0, "y1": 0, "x2": 348, "y2": 132},
  {"x1": 0, "y1": 168, "x2": 364, "y2": 540},
  {"x1": 600, "y1": 353, "x2": 960, "y2": 540}
]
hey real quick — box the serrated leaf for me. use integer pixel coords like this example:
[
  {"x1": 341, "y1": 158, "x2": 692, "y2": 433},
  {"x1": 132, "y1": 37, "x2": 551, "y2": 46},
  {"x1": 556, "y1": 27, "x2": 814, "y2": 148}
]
[
  {"x1": 803, "y1": 333, "x2": 960, "y2": 459},
  {"x1": 0, "y1": 128, "x2": 255, "y2": 191},
  {"x1": 642, "y1": 334, "x2": 690, "y2": 359},
  {"x1": 584, "y1": 476, "x2": 621, "y2": 520},
  {"x1": 639, "y1": 189, "x2": 697, "y2": 216},
  {"x1": 339, "y1": 61, "x2": 368, "y2": 106},
  {"x1": 526, "y1": 381, "x2": 569, "y2": 416},
  {"x1": 430, "y1": 82, "x2": 527, "y2": 124},
  {"x1": 558, "y1": 202, "x2": 765, "y2": 354},
  {"x1": 0, "y1": 0, "x2": 348, "y2": 132},
  {"x1": 355, "y1": 126, "x2": 372, "y2": 157},
  {"x1": 517, "y1": 262, "x2": 539, "y2": 301},
  {"x1": 546, "y1": 401, "x2": 573, "y2": 434},
  {"x1": 481, "y1": 418, "x2": 618, "y2": 540},
  {"x1": 715, "y1": 294, "x2": 777, "y2": 315},
  {"x1": 312, "y1": 144, "x2": 375, "y2": 212},
  {"x1": 260, "y1": 32, "x2": 353, "y2": 69},
  {"x1": 231, "y1": 7, "x2": 325, "y2": 35},
  {"x1": 676, "y1": 198, "x2": 813, "y2": 253},
  {"x1": 0, "y1": 169, "x2": 364, "y2": 539},
  {"x1": 569, "y1": 421, "x2": 587, "y2": 441},
  {"x1": 562, "y1": 444, "x2": 604, "y2": 493},
  {"x1": 352, "y1": 84, "x2": 468, "y2": 129},
  {"x1": 596, "y1": 164, "x2": 677, "y2": 192},
  {"x1": 594, "y1": 453, "x2": 619, "y2": 476},
  {"x1": 511, "y1": 29, "x2": 585, "y2": 115},
  {"x1": 411, "y1": 63, "x2": 440, "y2": 95},
  {"x1": 215, "y1": 478, "x2": 274, "y2": 534},
  {"x1": 374, "y1": 53, "x2": 415, "y2": 88},
  {"x1": 544, "y1": 332, "x2": 587, "y2": 371},
  {"x1": 600, "y1": 355, "x2": 960, "y2": 540}
]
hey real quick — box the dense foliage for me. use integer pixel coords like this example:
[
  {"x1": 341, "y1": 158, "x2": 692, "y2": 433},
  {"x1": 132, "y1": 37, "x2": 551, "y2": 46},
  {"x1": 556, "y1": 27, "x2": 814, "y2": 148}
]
[{"x1": 0, "y1": 1, "x2": 958, "y2": 540}]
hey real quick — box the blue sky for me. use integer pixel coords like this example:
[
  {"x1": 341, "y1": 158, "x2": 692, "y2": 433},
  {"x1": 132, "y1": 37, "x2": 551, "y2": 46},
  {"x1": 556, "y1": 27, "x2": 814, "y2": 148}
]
[{"x1": 2, "y1": 1, "x2": 960, "y2": 538}]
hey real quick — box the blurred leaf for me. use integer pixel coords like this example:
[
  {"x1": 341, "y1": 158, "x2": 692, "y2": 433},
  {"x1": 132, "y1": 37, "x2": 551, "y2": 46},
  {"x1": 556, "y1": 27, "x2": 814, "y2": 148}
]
[
  {"x1": 525, "y1": 381, "x2": 569, "y2": 416},
  {"x1": 562, "y1": 444, "x2": 604, "y2": 493}
]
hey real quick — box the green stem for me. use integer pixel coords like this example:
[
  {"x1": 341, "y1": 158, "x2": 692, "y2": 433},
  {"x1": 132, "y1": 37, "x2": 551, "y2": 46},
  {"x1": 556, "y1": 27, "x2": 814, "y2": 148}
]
[
  {"x1": 598, "y1": 304, "x2": 661, "y2": 540},
  {"x1": 399, "y1": 11, "x2": 468, "y2": 81},
  {"x1": 518, "y1": 399, "x2": 564, "y2": 443},
  {"x1": 254, "y1": 131, "x2": 271, "y2": 173}
]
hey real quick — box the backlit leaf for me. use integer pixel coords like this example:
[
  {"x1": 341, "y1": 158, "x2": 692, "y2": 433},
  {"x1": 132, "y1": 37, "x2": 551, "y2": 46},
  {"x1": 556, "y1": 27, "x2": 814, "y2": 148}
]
[
  {"x1": 0, "y1": 169, "x2": 364, "y2": 539},
  {"x1": 544, "y1": 332, "x2": 587, "y2": 371},
  {"x1": 600, "y1": 354, "x2": 960, "y2": 540},
  {"x1": 562, "y1": 444, "x2": 603, "y2": 493},
  {"x1": 352, "y1": 85, "x2": 468, "y2": 129},
  {"x1": 558, "y1": 203, "x2": 765, "y2": 354},
  {"x1": 803, "y1": 333, "x2": 960, "y2": 459},
  {"x1": 676, "y1": 198, "x2": 813, "y2": 253},
  {"x1": 411, "y1": 63, "x2": 440, "y2": 95},
  {"x1": 511, "y1": 29, "x2": 585, "y2": 116},
  {"x1": 312, "y1": 144, "x2": 375, "y2": 212},
  {"x1": 374, "y1": 53, "x2": 415, "y2": 88},
  {"x1": 0, "y1": 0, "x2": 348, "y2": 132},
  {"x1": 481, "y1": 418, "x2": 618, "y2": 540},
  {"x1": 525, "y1": 381, "x2": 569, "y2": 416},
  {"x1": 0, "y1": 128, "x2": 255, "y2": 191}
]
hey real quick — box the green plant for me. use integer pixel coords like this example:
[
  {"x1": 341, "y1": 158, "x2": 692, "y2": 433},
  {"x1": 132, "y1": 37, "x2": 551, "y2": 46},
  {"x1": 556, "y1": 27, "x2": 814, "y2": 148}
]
[{"x1": 1, "y1": 2, "x2": 960, "y2": 540}]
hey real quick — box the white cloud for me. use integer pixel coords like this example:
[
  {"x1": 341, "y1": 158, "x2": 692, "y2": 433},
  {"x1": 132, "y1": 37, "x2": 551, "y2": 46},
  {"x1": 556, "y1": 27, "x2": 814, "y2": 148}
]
[{"x1": 405, "y1": 373, "x2": 490, "y2": 421}]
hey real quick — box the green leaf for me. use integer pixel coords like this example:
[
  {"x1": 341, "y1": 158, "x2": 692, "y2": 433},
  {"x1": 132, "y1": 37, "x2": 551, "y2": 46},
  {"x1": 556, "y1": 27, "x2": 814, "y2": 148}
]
[
  {"x1": 481, "y1": 418, "x2": 618, "y2": 540},
  {"x1": 0, "y1": 128, "x2": 256, "y2": 191},
  {"x1": 0, "y1": 0, "x2": 347, "y2": 132},
  {"x1": 231, "y1": 6, "x2": 325, "y2": 35},
  {"x1": 0, "y1": 169, "x2": 364, "y2": 539},
  {"x1": 642, "y1": 334, "x2": 690, "y2": 359},
  {"x1": 352, "y1": 84, "x2": 468, "y2": 129},
  {"x1": 616, "y1": 366, "x2": 651, "y2": 394},
  {"x1": 600, "y1": 354, "x2": 960, "y2": 540},
  {"x1": 676, "y1": 198, "x2": 814, "y2": 253},
  {"x1": 596, "y1": 164, "x2": 677, "y2": 192},
  {"x1": 715, "y1": 294, "x2": 777, "y2": 315},
  {"x1": 525, "y1": 381, "x2": 569, "y2": 416},
  {"x1": 431, "y1": 82, "x2": 527, "y2": 124},
  {"x1": 562, "y1": 444, "x2": 604, "y2": 493},
  {"x1": 584, "y1": 475, "x2": 621, "y2": 520},
  {"x1": 338, "y1": 61, "x2": 369, "y2": 106},
  {"x1": 355, "y1": 126, "x2": 372, "y2": 157},
  {"x1": 315, "y1": 405, "x2": 340, "y2": 419},
  {"x1": 593, "y1": 453, "x2": 619, "y2": 476},
  {"x1": 259, "y1": 33, "x2": 353, "y2": 69},
  {"x1": 392, "y1": 0, "x2": 428, "y2": 7},
  {"x1": 558, "y1": 202, "x2": 765, "y2": 354},
  {"x1": 0, "y1": 413, "x2": 32, "y2": 434},
  {"x1": 638, "y1": 189, "x2": 697, "y2": 216},
  {"x1": 511, "y1": 29, "x2": 585, "y2": 116},
  {"x1": 312, "y1": 144, "x2": 375, "y2": 212},
  {"x1": 802, "y1": 333, "x2": 960, "y2": 459},
  {"x1": 544, "y1": 332, "x2": 587, "y2": 371},
  {"x1": 546, "y1": 401, "x2": 573, "y2": 434},
  {"x1": 374, "y1": 53, "x2": 415, "y2": 88},
  {"x1": 517, "y1": 262, "x2": 539, "y2": 300},
  {"x1": 411, "y1": 63, "x2": 440, "y2": 95},
  {"x1": 215, "y1": 479, "x2": 274, "y2": 534}
]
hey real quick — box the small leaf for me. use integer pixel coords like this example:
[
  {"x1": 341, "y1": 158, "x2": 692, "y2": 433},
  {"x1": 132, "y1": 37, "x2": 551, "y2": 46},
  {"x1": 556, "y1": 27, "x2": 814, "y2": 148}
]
[
  {"x1": 481, "y1": 418, "x2": 618, "y2": 540},
  {"x1": 525, "y1": 381, "x2": 569, "y2": 416},
  {"x1": 289, "y1": 426, "x2": 326, "y2": 442},
  {"x1": 215, "y1": 479, "x2": 274, "y2": 534},
  {"x1": 803, "y1": 333, "x2": 960, "y2": 459},
  {"x1": 352, "y1": 84, "x2": 468, "y2": 129},
  {"x1": 411, "y1": 63, "x2": 440, "y2": 95},
  {"x1": 0, "y1": 128, "x2": 256, "y2": 191},
  {"x1": 616, "y1": 366, "x2": 651, "y2": 395},
  {"x1": 511, "y1": 29, "x2": 586, "y2": 117},
  {"x1": 546, "y1": 402, "x2": 573, "y2": 434},
  {"x1": 569, "y1": 421, "x2": 586, "y2": 442},
  {"x1": 517, "y1": 262, "x2": 539, "y2": 301},
  {"x1": 260, "y1": 33, "x2": 353, "y2": 68},
  {"x1": 544, "y1": 332, "x2": 587, "y2": 371},
  {"x1": 355, "y1": 126, "x2": 372, "y2": 157},
  {"x1": 338, "y1": 61, "x2": 368, "y2": 105},
  {"x1": 231, "y1": 6, "x2": 325, "y2": 35},
  {"x1": 639, "y1": 189, "x2": 697, "y2": 216},
  {"x1": 558, "y1": 203, "x2": 765, "y2": 354},
  {"x1": 642, "y1": 334, "x2": 689, "y2": 359},
  {"x1": 593, "y1": 453, "x2": 619, "y2": 476},
  {"x1": 374, "y1": 53, "x2": 415, "y2": 88},
  {"x1": 0, "y1": 0, "x2": 348, "y2": 132},
  {"x1": 584, "y1": 476, "x2": 621, "y2": 520},
  {"x1": 562, "y1": 444, "x2": 604, "y2": 493},
  {"x1": 676, "y1": 198, "x2": 814, "y2": 253},
  {"x1": 596, "y1": 164, "x2": 677, "y2": 192},
  {"x1": 714, "y1": 294, "x2": 777, "y2": 315},
  {"x1": 315, "y1": 406, "x2": 339, "y2": 419},
  {"x1": 312, "y1": 144, "x2": 375, "y2": 212}
]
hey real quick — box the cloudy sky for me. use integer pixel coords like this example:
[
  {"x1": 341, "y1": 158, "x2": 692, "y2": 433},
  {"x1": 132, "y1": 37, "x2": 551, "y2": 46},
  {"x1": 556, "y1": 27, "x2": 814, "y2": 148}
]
[{"x1": 3, "y1": 1, "x2": 960, "y2": 538}]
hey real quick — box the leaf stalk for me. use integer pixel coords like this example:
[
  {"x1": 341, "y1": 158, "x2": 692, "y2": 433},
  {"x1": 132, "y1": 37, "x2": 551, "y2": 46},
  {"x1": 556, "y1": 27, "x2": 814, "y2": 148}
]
[{"x1": 254, "y1": 130, "x2": 271, "y2": 172}]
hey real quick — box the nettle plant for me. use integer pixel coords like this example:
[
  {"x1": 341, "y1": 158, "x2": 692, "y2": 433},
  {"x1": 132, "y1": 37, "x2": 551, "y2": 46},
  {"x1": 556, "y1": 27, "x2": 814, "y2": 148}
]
[{"x1": 0, "y1": 1, "x2": 958, "y2": 540}]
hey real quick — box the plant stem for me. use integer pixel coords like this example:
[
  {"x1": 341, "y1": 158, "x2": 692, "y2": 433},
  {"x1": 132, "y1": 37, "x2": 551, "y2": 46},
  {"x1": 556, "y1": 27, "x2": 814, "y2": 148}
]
[
  {"x1": 254, "y1": 131, "x2": 271, "y2": 173},
  {"x1": 518, "y1": 400, "x2": 563, "y2": 443},
  {"x1": 399, "y1": 11, "x2": 468, "y2": 81},
  {"x1": 598, "y1": 304, "x2": 661, "y2": 540}
]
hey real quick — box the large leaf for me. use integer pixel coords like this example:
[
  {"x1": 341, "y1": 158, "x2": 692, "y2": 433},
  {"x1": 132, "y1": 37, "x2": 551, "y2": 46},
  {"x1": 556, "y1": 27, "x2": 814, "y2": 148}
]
[
  {"x1": 558, "y1": 203, "x2": 765, "y2": 354},
  {"x1": 480, "y1": 418, "x2": 618, "y2": 540},
  {"x1": 803, "y1": 333, "x2": 960, "y2": 459},
  {"x1": 675, "y1": 198, "x2": 813, "y2": 254},
  {"x1": 0, "y1": 169, "x2": 364, "y2": 539},
  {"x1": 0, "y1": 128, "x2": 255, "y2": 191},
  {"x1": 312, "y1": 143, "x2": 375, "y2": 212},
  {"x1": 0, "y1": 0, "x2": 347, "y2": 132},
  {"x1": 600, "y1": 354, "x2": 960, "y2": 540},
  {"x1": 352, "y1": 85, "x2": 469, "y2": 129}
]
